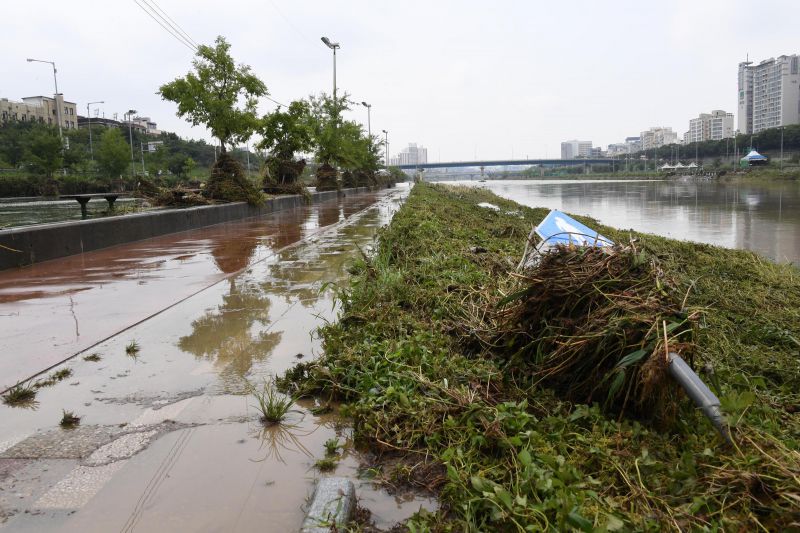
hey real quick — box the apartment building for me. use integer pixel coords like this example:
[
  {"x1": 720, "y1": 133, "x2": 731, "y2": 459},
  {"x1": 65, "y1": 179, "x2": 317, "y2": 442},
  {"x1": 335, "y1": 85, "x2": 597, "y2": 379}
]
[
  {"x1": 560, "y1": 140, "x2": 592, "y2": 159},
  {"x1": 391, "y1": 143, "x2": 427, "y2": 166},
  {"x1": 607, "y1": 136, "x2": 642, "y2": 156},
  {"x1": 738, "y1": 55, "x2": 800, "y2": 134},
  {"x1": 0, "y1": 95, "x2": 79, "y2": 130},
  {"x1": 640, "y1": 127, "x2": 678, "y2": 150},
  {"x1": 685, "y1": 110, "x2": 734, "y2": 143}
]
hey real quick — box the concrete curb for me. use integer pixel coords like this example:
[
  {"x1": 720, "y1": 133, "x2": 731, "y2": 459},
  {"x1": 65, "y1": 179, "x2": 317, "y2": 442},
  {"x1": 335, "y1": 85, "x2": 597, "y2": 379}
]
[
  {"x1": 0, "y1": 187, "x2": 374, "y2": 271},
  {"x1": 301, "y1": 477, "x2": 356, "y2": 533}
]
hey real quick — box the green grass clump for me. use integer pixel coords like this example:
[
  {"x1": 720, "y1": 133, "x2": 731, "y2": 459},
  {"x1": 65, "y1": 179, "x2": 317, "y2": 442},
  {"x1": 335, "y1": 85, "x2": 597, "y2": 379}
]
[
  {"x1": 34, "y1": 368, "x2": 74, "y2": 389},
  {"x1": 249, "y1": 378, "x2": 295, "y2": 425},
  {"x1": 323, "y1": 438, "x2": 341, "y2": 456},
  {"x1": 125, "y1": 340, "x2": 140, "y2": 357},
  {"x1": 59, "y1": 410, "x2": 81, "y2": 427},
  {"x1": 2, "y1": 382, "x2": 37, "y2": 406},
  {"x1": 282, "y1": 183, "x2": 800, "y2": 531},
  {"x1": 83, "y1": 353, "x2": 101, "y2": 362},
  {"x1": 315, "y1": 456, "x2": 338, "y2": 472}
]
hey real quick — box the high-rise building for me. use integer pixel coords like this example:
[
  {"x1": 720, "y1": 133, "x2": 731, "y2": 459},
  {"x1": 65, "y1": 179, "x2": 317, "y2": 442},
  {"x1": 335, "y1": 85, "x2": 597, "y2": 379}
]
[
  {"x1": 607, "y1": 136, "x2": 641, "y2": 156},
  {"x1": 686, "y1": 110, "x2": 734, "y2": 143},
  {"x1": 0, "y1": 95, "x2": 79, "y2": 130},
  {"x1": 738, "y1": 55, "x2": 800, "y2": 134},
  {"x1": 640, "y1": 127, "x2": 678, "y2": 150},
  {"x1": 560, "y1": 140, "x2": 592, "y2": 159},
  {"x1": 391, "y1": 143, "x2": 427, "y2": 166}
]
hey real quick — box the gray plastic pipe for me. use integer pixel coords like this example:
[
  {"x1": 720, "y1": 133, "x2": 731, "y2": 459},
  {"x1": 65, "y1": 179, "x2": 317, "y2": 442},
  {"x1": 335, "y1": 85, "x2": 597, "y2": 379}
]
[{"x1": 668, "y1": 352, "x2": 730, "y2": 442}]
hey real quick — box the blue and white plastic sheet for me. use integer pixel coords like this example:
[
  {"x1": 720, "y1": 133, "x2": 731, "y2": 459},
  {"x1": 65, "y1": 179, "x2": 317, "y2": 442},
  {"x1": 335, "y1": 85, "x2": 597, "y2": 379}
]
[
  {"x1": 518, "y1": 209, "x2": 614, "y2": 270},
  {"x1": 534, "y1": 210, "x2": 613, "y2": 248}
]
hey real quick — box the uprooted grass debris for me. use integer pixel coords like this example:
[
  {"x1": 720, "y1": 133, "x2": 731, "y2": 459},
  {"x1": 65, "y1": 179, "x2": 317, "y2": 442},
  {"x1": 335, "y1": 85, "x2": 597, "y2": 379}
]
[
  {"x1": 490, "y1": 241, "x2": 701, "y2": 426},
  {"x1": 283, "y1": 183, "x2": 800, "y2": 531}
]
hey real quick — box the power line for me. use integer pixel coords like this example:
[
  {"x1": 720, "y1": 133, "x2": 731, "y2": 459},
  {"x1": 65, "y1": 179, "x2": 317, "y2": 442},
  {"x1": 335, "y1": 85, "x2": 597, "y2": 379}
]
[
  {"x1": 132, "y1": 0, "x2": 196, "y2": 52},
  {"x1": 140, "y1": 0, "x2": 199, "y2": 49}
]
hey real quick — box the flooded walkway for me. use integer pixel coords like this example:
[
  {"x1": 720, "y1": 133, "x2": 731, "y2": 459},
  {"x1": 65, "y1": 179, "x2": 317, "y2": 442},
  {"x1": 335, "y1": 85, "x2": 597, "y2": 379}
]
[
  {"x1": 0, "y1": 185, "x2": 435, "y2": 531},
  {"x1": 1, "y1": 189, "x2": 381, "y2": 391}
]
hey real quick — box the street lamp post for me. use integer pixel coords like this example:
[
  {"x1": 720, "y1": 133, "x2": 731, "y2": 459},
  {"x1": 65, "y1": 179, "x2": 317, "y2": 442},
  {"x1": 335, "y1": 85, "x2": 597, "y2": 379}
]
[
  {"x1": 382, "y1": 129, "x2": 389, "y2": 167},
  {"x1": 126, "y1": 109, "x2": 137, "y2": 178},
  {"x1": 360, "y1": 102, "x2": 372, "y2": 138},
  {"x1": 320, "y1": 37, "x2": 340, "y2": 102},
  {"x1": 26, "y1": 58, "x2": 63, "y2": 146},
  {"x1": 86, "y1": 100, "x2": 104, "y2": 162},
  {"x1": 780, "y1": 126, "x2": 784, "y2": 171}
]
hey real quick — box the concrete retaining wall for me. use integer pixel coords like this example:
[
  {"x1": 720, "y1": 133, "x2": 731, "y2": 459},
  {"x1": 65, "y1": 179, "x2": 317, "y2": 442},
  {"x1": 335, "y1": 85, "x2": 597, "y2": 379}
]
[{"x1": 0, "y1": 187, "x2": 372, "y2": 271}]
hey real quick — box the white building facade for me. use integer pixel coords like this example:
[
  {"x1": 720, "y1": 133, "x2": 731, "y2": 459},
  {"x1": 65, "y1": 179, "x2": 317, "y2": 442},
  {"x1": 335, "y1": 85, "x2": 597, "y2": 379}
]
[
  {"x1": 738, "y1": 55, "x2": 800, "y2": 134},
  {"x1": 560, "y1": 140, "x2": 592, "y2": 159},
  {"x1": 685, "y1": 110, "x2": 734, "y2": 143},
  {"x1": 640, "y1": 127, "x2": 678, "y2": 150},
  {"x1": 391, "y1": 143, "x2": 427, "y2": 166}
]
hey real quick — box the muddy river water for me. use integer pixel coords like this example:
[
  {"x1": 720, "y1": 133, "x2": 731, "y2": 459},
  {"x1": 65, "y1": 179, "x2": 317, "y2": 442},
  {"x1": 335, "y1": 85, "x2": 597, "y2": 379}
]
[
  {"x1": 0, "y1": 185, "x2": 437, "y2": 532},
  {"x1": 447, "y1": 178, "x2": 800, "y2": 264}
]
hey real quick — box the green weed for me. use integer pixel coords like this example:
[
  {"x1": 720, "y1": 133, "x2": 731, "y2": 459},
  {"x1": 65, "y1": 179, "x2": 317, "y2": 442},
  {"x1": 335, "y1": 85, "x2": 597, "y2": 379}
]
[
  {"x1": 83, "y1": 353, "x2": 101, "y2": 362},
  {"x1": 2, "y1": 382, "x2": 37, "y2": 406},
  {"x1": 323, "y1": 438, "x2": 340, "y2": 456},
  {"x1": 249, "y1": 378, "x2": 295, "y2": 425},
  {"x1": 60, "y1": 410, "x2": 81, "y2": 427},
  {"x1": 125, "y1": 340, "x2": 140, "y2": 357},
  {"x1": 315, "y1": 457, "x2": 338, "y2": 472}
]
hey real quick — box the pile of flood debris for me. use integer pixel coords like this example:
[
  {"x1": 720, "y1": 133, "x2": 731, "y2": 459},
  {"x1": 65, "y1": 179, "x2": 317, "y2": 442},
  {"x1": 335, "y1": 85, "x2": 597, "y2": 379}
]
[{"x1": 493, "y1": 240, "x2": 700, "y2": 425}]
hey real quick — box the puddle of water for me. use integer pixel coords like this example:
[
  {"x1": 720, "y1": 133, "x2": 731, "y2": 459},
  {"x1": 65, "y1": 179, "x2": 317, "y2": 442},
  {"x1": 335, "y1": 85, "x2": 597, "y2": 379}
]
[
  {"x1": 0, "y1": 186, "x2": 433, "y2": 531},
  {"x1": 0, "y1": 191, "x2": 386, "y2": 391}
]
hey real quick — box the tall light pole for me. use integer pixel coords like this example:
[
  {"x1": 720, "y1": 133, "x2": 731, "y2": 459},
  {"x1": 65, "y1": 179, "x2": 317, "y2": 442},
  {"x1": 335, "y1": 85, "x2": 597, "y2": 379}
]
[
  {"x1": 86, "y1": 100, "x2": 104, "y2": 162},
  {"x1": 780, "y1": 126, "x2": 784, "y2": 171},
  {"x1": 382, "y1": 129, "x2": 389, "y2": 167},
  {"x1": 26, "y1": 58, "x2": 63, "y2": 146},
  {"x1": 320, "y1": 37, "x2": 340, "y2": 102},
  {"x1": 126, "y1": 109, "x2": 137, "y2": 178},
  {"x1": 360, "y1": 101, "x2": 372, "y2": 138}
]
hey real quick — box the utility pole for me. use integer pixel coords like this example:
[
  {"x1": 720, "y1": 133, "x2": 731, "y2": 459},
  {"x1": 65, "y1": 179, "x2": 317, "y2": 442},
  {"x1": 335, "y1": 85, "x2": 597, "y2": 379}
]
[
  {"x1": 87, "y1": 100, "x2": 104, "y2": 162},
  {"x1": 360, "y1": 102, "x2": 372, "y2": 138},
  {"x1": 321, "y1": 37, "x2": 340, "y2": 102},
  {"x1": 126, "y1": 109, "x2": 137, "y2": 178},
  {"x1": 382, "y1": 129, "x2": 389, "y2": 167},
  {"x1": 780, "y1": 126, "x2": 784, "y2": 171}
]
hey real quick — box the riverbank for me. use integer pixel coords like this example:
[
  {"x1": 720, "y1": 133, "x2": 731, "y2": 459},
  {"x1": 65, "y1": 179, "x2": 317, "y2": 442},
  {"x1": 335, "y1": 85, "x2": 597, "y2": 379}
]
[{"x1": 286, "y1": 183, "x2": 800, "y2": 530}]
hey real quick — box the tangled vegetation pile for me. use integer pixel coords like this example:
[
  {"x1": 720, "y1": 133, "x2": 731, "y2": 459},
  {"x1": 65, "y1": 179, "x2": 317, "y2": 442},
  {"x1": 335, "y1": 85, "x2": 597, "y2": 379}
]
[
  {"x1": 135, "y1": 177, "x2": 209, "y2": 207},
  {"x1": 494, "y1": 243, "x2": 698, "y2": 424},
  {"x1": 315, "y1": 163, "x2": 339, "y2": 192},
  {"x1": 262, "y1": 157, "x2": 308, "y2": 196},
  {"x1": 283, "y1": 183, "x2": 800, "y2": 531},
  {"x1": 205, "y1": 152, "x2": 264, "y2": 206}
]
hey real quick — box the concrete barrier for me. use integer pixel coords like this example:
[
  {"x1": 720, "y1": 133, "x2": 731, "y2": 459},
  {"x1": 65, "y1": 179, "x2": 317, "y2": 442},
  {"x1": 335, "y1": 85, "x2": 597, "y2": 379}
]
[
  {"x1": 301, "y1": 477, "x2": 356, "y2": 533},
  {"x1": 0, "y1": 187, "x2": 372, "y2": 271}
]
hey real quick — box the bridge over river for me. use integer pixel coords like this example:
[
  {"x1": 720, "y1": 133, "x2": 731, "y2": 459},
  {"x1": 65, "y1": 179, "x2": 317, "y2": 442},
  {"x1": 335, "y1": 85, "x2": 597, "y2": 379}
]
[{"x1": 396, "y1": 158, "x2": 612, "y2": 170}]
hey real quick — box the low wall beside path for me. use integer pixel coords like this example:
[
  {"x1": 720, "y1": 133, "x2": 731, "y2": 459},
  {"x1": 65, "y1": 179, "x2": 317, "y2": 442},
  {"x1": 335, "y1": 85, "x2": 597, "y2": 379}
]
[{"x1": 0, "y1": 187, "x2": 373, "y2": 271}]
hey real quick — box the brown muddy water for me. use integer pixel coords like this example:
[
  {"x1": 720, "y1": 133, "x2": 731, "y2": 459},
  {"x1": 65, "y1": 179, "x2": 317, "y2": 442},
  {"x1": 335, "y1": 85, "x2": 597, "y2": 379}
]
[
  {"x1": 447, "y1": 178, "x2": 800, "y2": 264},
  {"x1": 0, "y1": 185, "x2": 436, "y2": 532},
  {"x1": 1, "y1": 189, "x2": 384, "y2": 390}
]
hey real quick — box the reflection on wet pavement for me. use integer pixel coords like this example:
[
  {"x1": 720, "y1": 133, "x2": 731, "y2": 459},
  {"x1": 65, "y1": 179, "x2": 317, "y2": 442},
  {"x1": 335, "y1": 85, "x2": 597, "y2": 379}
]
[
  {"x1": 0, "y1": 185, "x2": 433, "y2": 532},
  {"x1": 0, "y1": 190, "x2": 383, "y2": 391}
]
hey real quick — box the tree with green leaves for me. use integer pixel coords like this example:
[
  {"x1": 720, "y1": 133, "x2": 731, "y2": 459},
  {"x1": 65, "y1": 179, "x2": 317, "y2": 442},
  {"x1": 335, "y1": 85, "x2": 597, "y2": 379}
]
[
  {"x1": 96, "y1": 128, "x2": 130, "y2": 183},
  {"x1": 307, "y1": 93, "x2": 353, "y2": 191},
  {"x1": 158, "y1": 36, "x2": 266, "y2": 154},
  {"x1": 257, "y1": 100, "x2": 315, "y2": 192},
  {"x1": 159, "y1": 35, "x2": 266, "y2": 204},
  {"x1": 23, "y1": 126, "x2": 62, "y2": 179}
]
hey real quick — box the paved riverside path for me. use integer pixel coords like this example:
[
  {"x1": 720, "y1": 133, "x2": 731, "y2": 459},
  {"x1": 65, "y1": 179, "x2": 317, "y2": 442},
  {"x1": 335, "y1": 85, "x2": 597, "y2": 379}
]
[
  {"x1": 0, "y1": 189, "x2": 382, "y2": 391},
  {"x1": 0, "y1": 185, "x2": 436, "y2": 531}
]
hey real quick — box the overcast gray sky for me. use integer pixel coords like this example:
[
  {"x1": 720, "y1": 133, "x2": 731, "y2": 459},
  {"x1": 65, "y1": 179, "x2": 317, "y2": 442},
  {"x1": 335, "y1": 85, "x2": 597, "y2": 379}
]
[{"x1": 2, "y1": 0, "x2": 798, "y2": 161}]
